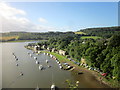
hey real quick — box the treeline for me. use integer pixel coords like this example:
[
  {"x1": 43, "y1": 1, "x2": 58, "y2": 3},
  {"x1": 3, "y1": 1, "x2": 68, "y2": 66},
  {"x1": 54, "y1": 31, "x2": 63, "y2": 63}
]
[
  {"x1": 0, "y1": 31, "x2": 77, "y2": 42},
  {"x1": 39, "y1": 32, "x2": 120, "y2": 85},
  {"x1": 80, "y1": 26, "x2": 120, "y2": 38},
  {"x1": 1, "y1": 26, "x2": 120, "y2": 42}
]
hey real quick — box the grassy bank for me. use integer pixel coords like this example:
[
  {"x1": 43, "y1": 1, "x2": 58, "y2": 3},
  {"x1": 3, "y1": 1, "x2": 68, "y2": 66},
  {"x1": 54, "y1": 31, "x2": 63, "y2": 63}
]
[{"x1": 42, "y1": 51, "x2": 70, "y2": 63}]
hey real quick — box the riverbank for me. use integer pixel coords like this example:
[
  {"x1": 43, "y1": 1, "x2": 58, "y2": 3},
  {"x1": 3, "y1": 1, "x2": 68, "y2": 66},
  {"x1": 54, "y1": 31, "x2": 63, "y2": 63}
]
[
  {"x1": 24, "y1": 41, "x2": 118, "y2": 88},
  {"x1": 41, "y1": 51, "x2": 111, "y2": 88}
]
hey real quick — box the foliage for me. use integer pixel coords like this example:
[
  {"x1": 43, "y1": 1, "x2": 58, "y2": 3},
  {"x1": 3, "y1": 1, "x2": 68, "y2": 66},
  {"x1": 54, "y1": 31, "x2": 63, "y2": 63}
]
[
  {"x1": 80, "y1": 26, "x2": 120, "y2": 38},
  {"x1": 3, "y1": 26, "x2": 120, "y2": 85},
  {"x1": 41, "y1": 30, "x2": 120, "y2": 83},
  {"x1": 0, "y1": 31, "x2": 76, "y2": 42}
]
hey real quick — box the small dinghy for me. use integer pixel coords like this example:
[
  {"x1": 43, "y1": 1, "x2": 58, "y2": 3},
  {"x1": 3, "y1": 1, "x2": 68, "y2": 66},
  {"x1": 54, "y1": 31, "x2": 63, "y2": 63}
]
[
  {"x1": 14, "y1": 56, "x2": 17, "y2": 58},
  {"x1": 34, "y1": 57, "x2": 37, "y2": 60},
  {"x1": 36, "y1": 61, "x2": 40, "y2": 64},
  {"x1": 47, "y1": 65, "x2": 51, "y2": 68},
  {"x1": 15, "y1": 58, "x2": 18, "y2": 61},
  {"x1": 20, "y1": 72, "x2": 23, "y2": 76}
]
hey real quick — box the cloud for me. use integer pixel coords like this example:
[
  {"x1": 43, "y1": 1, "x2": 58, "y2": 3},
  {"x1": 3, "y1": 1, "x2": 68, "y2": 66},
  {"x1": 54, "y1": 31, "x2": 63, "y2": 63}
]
[
  {"x1": 0, "y1": 2, "x2": 52, "y2": 32},
  {"x1": 0, "y1": 2, "x2": 26, "y2": 18},
  {"x1": 0, "y1": 2, "x2": 72, "y2": 33},
  {"x1": 38, "y1": 18, "x2": 48, "y2": 23},
  {"x1": 0, "y1": 2, "x2": 32, "y2": 32}
]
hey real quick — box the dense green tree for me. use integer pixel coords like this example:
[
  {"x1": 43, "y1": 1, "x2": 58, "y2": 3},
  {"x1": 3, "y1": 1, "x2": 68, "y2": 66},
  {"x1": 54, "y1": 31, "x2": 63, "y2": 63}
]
[{"x1": 108, "y1": 34, "x2": 120, "y2": 47}]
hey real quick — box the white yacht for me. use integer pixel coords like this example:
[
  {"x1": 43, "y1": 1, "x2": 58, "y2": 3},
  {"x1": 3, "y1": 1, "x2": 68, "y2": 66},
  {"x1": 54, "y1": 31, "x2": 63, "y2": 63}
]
[
  {"x1": 59, "y1": 66, "x2": 62, "y2": 69},
  {"x1": 30, "y1": 54, "x2": 32, "y2": 57},
  {"x1": 51, "y1": 84, "x2": 55, "y2": 90},
  {"x1": 16, "y1": 63, "x2": 19, "y2": 66},
  {"x1": 57, "y1": 61, "x2": 60, "y2": 64},
  {"x1": 34, "y1": 57, "x2": 37, "y2": 60},
  {"x1": 39, "y1": 65, "x2": 43, "y2": 70},
  {"x1": 46, "y1": 60, "x2": 49, "y2": 63}
]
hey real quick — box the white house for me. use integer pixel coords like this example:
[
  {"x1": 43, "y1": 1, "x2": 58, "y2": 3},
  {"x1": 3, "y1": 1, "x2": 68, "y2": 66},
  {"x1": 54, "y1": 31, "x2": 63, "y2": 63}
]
[{"x1": 59, "y1": 50, "x2": 67, "y2": 56}]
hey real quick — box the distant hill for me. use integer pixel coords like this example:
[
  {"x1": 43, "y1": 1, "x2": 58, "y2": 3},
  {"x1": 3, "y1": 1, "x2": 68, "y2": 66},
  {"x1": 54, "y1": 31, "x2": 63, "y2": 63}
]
[
  {"x1": 0, "y1": 31, "x2": 75, "y2": 42},
  {"x1": 1, "y1": 26, "x2": 120, "y2": 42},
  {"x1": 79, "y1": 26, "x2": 120, "y2": 38}
]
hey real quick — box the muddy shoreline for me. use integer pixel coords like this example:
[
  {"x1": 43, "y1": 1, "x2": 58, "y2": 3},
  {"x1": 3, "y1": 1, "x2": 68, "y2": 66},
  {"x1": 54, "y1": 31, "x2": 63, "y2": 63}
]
[{"x1": 69, "y1": 63, "x2": 111, "y2": 88}]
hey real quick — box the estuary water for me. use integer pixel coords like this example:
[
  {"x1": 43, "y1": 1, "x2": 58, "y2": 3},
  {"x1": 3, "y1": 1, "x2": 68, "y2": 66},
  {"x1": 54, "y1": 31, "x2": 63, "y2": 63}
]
[{"x1": 1, "y1": 42, "x2": 109, "y2": 88}]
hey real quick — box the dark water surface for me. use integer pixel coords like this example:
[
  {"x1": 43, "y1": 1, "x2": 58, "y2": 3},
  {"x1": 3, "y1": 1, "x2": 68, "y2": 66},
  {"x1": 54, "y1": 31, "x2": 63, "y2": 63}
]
[{"x1": 2, "y1": 42, "x2": 109, "y2": 88}]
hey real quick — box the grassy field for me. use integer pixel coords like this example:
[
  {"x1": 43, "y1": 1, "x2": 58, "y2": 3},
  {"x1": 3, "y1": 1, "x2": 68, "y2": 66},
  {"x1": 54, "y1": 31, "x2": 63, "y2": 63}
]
[
  {"x1": 74, "y1": 31, "x2": 86, "y2": 35},
  {"x1": 81, "y1": 36, "x2": 101, "y2": 39},
  {"x1": 0, "y1": 36, "x2": 19, "y2": 41}
]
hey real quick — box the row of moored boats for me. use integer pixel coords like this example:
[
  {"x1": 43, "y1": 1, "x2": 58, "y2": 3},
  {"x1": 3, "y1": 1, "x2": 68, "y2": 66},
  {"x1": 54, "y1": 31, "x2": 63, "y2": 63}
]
[
  {"x1": 12, "y1": 53, "x2": 24, "y2": 76},
  {"x1": 28, "y1": 52, "x2": 51, "y2": 70},
  {"x1": 44, "y1": 53, "x2": 63, "y2": 69}
]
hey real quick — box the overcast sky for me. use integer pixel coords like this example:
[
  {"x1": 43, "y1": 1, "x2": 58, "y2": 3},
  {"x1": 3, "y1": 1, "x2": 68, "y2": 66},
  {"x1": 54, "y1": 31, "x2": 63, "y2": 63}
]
[{"x1": 0, "y1": 2, "x2": 118, "y2": 32}]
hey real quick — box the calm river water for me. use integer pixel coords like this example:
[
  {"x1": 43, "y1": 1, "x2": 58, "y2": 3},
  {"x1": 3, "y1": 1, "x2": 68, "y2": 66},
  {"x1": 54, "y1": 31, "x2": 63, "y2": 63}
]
[{"x1": 2, "y1": 42, "x2": 109, "y2": 88}]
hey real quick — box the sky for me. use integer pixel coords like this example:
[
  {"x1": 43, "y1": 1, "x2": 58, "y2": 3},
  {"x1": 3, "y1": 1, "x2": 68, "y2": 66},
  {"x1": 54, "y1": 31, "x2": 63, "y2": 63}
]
[{"x1": 0, "y1": 2, "x2": 118, "y2": 32}]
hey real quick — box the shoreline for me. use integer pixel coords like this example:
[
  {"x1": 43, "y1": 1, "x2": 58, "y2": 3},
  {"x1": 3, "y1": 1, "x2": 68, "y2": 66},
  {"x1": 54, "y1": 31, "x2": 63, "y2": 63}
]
[
  {"x1": 24, "y1": 43, "x2": 118, "y2": 88},
  {"x1": 40, "y1": 51, "x2": 112, "y2": 88},
  {"x1": 71, "y1": 64, "x2": 111, "y2": 88}
]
